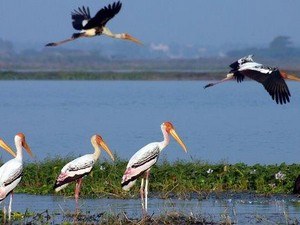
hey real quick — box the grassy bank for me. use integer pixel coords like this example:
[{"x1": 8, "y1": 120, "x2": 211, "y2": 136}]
[
  {"x1": 3, "y1": 158, "x2": 298, "y2": 197},
  {"x1": 0, "y1": 71, "x2": 226, "y2": 80},
  {"x1": 2, "y1": 70, "x2": 300, "y2": 80}
]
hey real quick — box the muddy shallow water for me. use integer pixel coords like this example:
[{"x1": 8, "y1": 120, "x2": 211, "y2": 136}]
[{"x1": 5, "y1": 193, "x2": 300, "y2": 224}]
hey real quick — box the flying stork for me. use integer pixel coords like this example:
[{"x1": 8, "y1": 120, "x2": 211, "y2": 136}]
[
  {"x1": 54, "y1": 134, "x2": 115, "y2": 206},
  {"x1": 0, "y1": 133, "x2": 33, "y2": 221},
  {"x1": 121, "y1": 122, "x2": 187, "y2": 214},
  {"x1": 46, "y1": 1, "x2": 142, "y2": 46},
  {"x1": 204, "y1": 55, "x2": 300, "y2": 104}
]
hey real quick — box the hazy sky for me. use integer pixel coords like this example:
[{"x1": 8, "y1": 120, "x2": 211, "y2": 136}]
[{"x1": 1, "y1": 0, "x2": 300, "y2": 48}]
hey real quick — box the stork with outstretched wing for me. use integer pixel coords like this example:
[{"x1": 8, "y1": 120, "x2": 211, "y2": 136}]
[
  {"x1": 46, "y1": 1, "x2": 141, "y2": 46},
  {"x1": 204, "y1": 55, "x2": 300, "y2": 104}
]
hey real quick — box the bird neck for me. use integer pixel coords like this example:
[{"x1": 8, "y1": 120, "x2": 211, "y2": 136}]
[
  {"x1": 92, "y1": 142, "x2": 101, "y2": 161},
  {"x1": 158, "y1": 128, "x2": 170, "y2": 151},
  {"x1": 102, "y1": 27, "x2": 115, "y2": 38},
  {"x1": 15, "y1": 141, "x2": 23, "y2": 161},
  {"x1": 102, "y1": 27, "x2": 124, "y2": 39}
]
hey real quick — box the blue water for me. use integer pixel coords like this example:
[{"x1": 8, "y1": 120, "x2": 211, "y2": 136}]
[
  {"x1": 8, "y1": 193, "x2": 300, "y2": 223},
  {"x1": 0, "y1": 80, "x2": 299, "y2": 165}
]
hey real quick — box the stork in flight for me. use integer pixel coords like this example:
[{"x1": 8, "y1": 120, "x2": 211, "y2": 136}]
[
  {"x1": 121, "y1": 122, "x2": 187, "y2": 214},
  {"x1": 46, "y1": 1, "x2": 142, "y2": 46},
  {"x1": 204, "y1": 55, "x2": 300, "y2": 104},
  {"x1": 54, "y1": 135, "x2": 114, "y2": 206},
  {"x1": 0, "y1": 133, "x2": 33, "y2": 221}
]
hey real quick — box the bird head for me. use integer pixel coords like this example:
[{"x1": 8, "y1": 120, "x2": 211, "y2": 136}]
[
  {"x1": 162, "y1": 122, "x2": 187, "y2": 152},
  {"x1": 0, "y1": 138, "x2": 16, "y2": 157},
  {"x1": 122, "y1": 33, "x2": 142, "y2": 45},
  {"x1": 94, "y1": 134, "x2": 115, "y2": 161},
  {"x1": 281, "y1": 71, "x2": 300, "y2": 81},
  {"x1": 15, "y1": 133, "x2": 33, "y2": 157}
]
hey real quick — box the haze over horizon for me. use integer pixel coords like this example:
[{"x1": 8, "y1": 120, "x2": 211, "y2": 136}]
[{"x1": 1, "y1": 0, "x2": 300, "y2": 51}]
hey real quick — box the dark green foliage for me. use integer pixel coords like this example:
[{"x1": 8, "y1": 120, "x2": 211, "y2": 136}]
[
  {"x1": 14, "y1": 158, "x2": 300, "y2": 197},
  {"x1": 1, "y1": 210, "x2": 221, "y2": 225},
  {"x1": 0, "y1": 71, "x2": 225, "y2": 80}
]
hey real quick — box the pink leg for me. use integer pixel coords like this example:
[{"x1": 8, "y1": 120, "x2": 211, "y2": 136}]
[
  {"x1": 75, "y1": 178, "x2": 83, "y2": 208},
  {"x1": 144, "y1": 170, "x2": 150, "y2": 214},
  {"x1": 8, "y1": 191, "x2": 13, "y2": 221},
  {"x1": 140, "y1": 178, "x2": 145, "y2": 214}
]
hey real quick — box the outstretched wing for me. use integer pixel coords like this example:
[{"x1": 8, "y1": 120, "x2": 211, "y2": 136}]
[
  {"x1": 72, "y1": 6, "x2": 91, "y2": 30},
  {"x1": 241, "y1": 68, "x2": 290, "y2": 104},
  {"x1": 84, "y1": 1, "x2": 122, "y2": 29}
]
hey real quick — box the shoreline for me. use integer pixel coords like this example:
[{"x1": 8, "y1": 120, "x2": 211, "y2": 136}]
[
  {"x1": 1, "y1": 70, "x2": 299, "y2": 80},
  {"x1": 4, "y1": 158, "x2": 298, "y2": 197}
]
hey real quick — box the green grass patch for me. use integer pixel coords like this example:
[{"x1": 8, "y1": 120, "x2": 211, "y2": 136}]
[
  {"x1": 0, "y1": 71, "x2": 223, "y2": 80},
  {"x1": 0, "y1": 157, "x2": 298, "y2": 197}
]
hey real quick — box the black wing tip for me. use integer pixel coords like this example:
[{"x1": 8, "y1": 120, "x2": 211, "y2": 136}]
[
  {"x1": 270, "y1": 92, "x2": 290, "y2": 105},
  {"x1": 72, "y1": 6, "x2": 90, "y2": 17},
  {"x1": 111, "y1": 1, "x2": 122, "y2": 11},
  {"x1": 53, "y1": 181, "x2": 60, "y2": 190}
]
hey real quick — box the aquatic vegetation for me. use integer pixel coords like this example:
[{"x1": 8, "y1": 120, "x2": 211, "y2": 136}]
[
  {"x1": 2, "y1": 208, "x2": 299, "y2": 225},
  {"x1": 3, "y1": 157, "x2": 300, "y2": 197},
  {"x1": 0, "y1": 71, "x2": 223, "y2": 81},
  {"x1": 0, "y1": 209, "x2": 226, "y2": 225}
]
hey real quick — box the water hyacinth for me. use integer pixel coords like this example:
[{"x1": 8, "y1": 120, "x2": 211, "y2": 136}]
[
  {"x1": 206, "y1": 168, "x2": 213, "y2": 174},
  {"x1": 11, "y1": 159, "x2": 300, "y2": 196},
  {"x1": 275, "y1": 171, "x2": 286, "y2": 180}
]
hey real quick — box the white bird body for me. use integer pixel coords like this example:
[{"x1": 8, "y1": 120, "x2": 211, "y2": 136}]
[
  {"x1": 82, "y1": 29, "x2": 97, "y2": 37},
  {"x1": 204, "y1": 55, "x2": 300, "y2": 104},
  {"x1": 0, "y1": 133, "x2": 32, "y2": 221},
  {"x1": 238, "y1": 62, "x2": 263, "y2": 71},
  {"x1": 0, "y1": 158, "x2": 22, "y2": 201},
  {"x1": 55, "y1": 153, "x2": 96, "y2": 192},
  {"x1": 121, "y1": 122, "x2": 187, "y2": 214},
  {"x1": 46, "y1": 1, "x2": 141, "y2": 46},
  {"x1": 54, "y1": 134, "x2": 114, "y2": 205},
  {"x1": 122, "y1": 142, "x2": 160, "y2": 191}
]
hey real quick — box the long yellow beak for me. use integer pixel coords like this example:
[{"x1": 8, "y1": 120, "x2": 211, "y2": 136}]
[
  {"x1": 0, "y1": 139, "x2": 16, "y2": 157},
  {"x1": 100, "y1": 141, "x2": 115, "y2": 161},
  {"x1": 169, "y1": 129, "x2": 187, "y2": 152},
  {"x1": 23, "y1": 141, "x2": 33, "y2": 158},
  {"x1": 287, "y1": 74, "x2": 300, "y2": 81},
  {"x1": 125, "y1": 34, "x2": 143, "y2": 45}
]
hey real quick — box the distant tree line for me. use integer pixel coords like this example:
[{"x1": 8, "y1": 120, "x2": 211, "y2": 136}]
[
  {"x1": 227, "y1": 36, "x2": 300, "y2": 59},
  {"x1": 1, "y1": 36, "x2": 300, "y2": 71}
]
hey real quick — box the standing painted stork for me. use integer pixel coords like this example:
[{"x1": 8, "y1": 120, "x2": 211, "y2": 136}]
[
  {"x1": 0, "y1": 133, "x2": 33, "y2": 221},
  {"x1": 54, "y1": 134, "x2": 114, "y2": 206},
  {"x1": 46, "y1": 1, "x2": 142, "y2": 46},
  {"x1": 121, "y1": 122, "x2": 187, "y2": 214},
  {"x1": 204, "y1": 55, "x2": 300, "y2": 104}
]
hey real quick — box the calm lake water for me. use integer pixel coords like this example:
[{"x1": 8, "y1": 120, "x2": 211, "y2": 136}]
[
  {"x1": 0, "y1": 80, "x2": 299, "y2": 164},
  {"x1": 9, "y1": 193, "x2": 300, "y2": 223}
]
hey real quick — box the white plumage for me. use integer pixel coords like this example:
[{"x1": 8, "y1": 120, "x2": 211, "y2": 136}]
[
  {"x1": 0, "y1": 133, "x2": 33, "y2": 221},
  {"x1": 0, "y1": 159, "x2": 22, "y2": 200},
  {"x1": 122, "y1": 143, "x2": 160, "y2": 191},
  {"x1": 53, "y1": 134, "x2": 114, "y2": 205},
  {"x1": 121, "y1": 122, "x2": 187, "y2": 214},
  {"x1": 204, "y1": 55, "x2": 300, "y2": 104}
]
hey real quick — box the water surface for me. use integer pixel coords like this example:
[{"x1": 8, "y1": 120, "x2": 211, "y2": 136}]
[
  {"x1": 0, "y1": 81, "x2": 299, "y2": 164},
  {"x1": 9, "y1": 193, "x2": 300, "y2": 224}
]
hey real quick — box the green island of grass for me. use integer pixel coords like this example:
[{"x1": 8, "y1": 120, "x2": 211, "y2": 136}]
[{"x1": 0, "y1": 157, "x2": 296, "y2": 197}]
